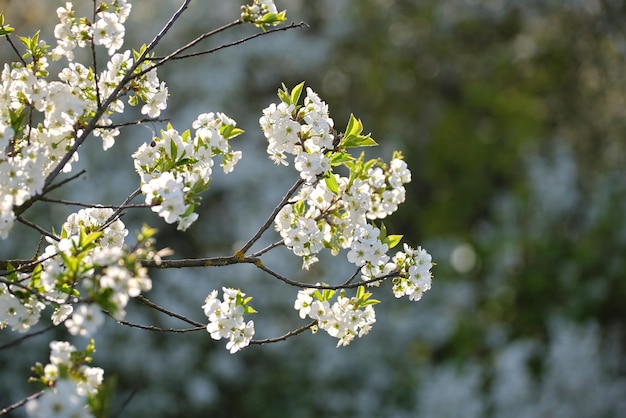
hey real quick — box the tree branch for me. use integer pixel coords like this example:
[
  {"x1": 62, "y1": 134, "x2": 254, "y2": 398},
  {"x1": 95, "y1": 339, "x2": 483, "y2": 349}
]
[
  {"x1": 141, "y1": 255, "x2": 260, "y2": 269},
  {"x1": 250, "y1": 320, "x2": 316, "y2": 346},
  {"x1": 238, "y1": 178, "x2": 303, "y2": 255},
  {"x1": 0, "y1": 390, "x2": 45, "y2": 416},
  {"x1": 149, "y1": 21, "x2": 309, "y2": 64},
  {"x1": 16, "y1": 216, "x2": 58, "y2": 241},
  {"x1": 0, "y1": 324, "x2": 56, "y2": 351},
  {"x1": 38, "y1": 197, "x2": 151, "y2": 209},
  {"x1": 134, "y1": 295, "x2": 205, "y2": 327},
  {"x1": 107, "y1": 314, "x2": 205, "y2": 334}
]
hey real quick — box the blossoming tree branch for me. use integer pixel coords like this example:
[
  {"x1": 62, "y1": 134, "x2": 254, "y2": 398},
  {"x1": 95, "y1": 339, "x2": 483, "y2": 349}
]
[{"x1": 0, "y1": 0, "x2": 433, "y2": 416}]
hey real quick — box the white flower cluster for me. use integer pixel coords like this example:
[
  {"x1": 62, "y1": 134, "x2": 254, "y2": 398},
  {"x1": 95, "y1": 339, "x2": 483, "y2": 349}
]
[
  {"x1": 274, "y1": 156, "x2": 412, "y2": 271},
  {"x1": 133, "y1": 113, "x2": 243, "y2": 230},
  {"x1": 35, "y1": 208, "x2": 151, "y2": 335},
  {"x1": 391, "y1": 244, "x2": 433, "y2": 301},
  {"x1": 294, "y1": 287, "x2": 377, "y2": 347},
  {"x1": 25, "y1": 341, "x2": 104, "y2": 418},
  {"x1": 0, "y1": 0, "x2": 169, "y2": 239},
  {"x1": 262, "y1": 84, "x2": 415, "y2": 273},
  {"x1": 0, "y1": 282, "x2": 45, "y2": 333},
  {"x1": 240, "y1": 0, "x2": 286, "y2": 28},
  {"x1": 53, "y1": 1, "x2": 131, "y2": 60},
  {"x1": 202, "y1": 287, "x2": 256, "y2": 354},
  {"x1": 260, "y1": 87, "x2": 334, "y2": 181}
]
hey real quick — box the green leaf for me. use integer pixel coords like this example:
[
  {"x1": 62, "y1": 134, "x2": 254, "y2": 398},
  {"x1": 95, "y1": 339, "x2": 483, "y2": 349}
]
[
  {"x1": 169, "y1": 137, "x2": 178, "y2": 159},
  {"x1": 324, "y1": 172, "x2": 339, "y2": 194},
  {"x1": 174, "y1": 157, "x2": 197, "y2": 168},
  {"x1": 0, "y1": 15, "x2": 14, "y2": 36},
  {"x1": 342, "y1": 133, "x2": 378, "y2": 149},
  {"x1": 379, "y1": 222, "x2": 387, "y2": 239},
  {"x1": 277, "y1": 83, "x2": 290, "y2": 104},
  {"x1": 345, "y1": 114, "x2": 362, "y2": 137},
  {"x1": 220, "y1": 125, "x2": 244, "y2": 140},
  {"x1": 341, "y1": 115, "x2": 378, "y2": 148},
  {"x1": 9, "y1": 107, "x2": 26, "y2": 136},
  {"x1": 244, "y1": 305, "x2": 257, "y2": 314},
  {"x1": 293, "y1": 200, "x2": 305, "y2": 216},
  {"x1": 329, "y1": 152, "x2": 353, "y2": 166},
  {"x1": 359, "y1": 298, "x2": 381, "y2": 306},
  {"x1": 4, "y1": 262, "x2": 17, "y2": 282},
  {"x1": 78, "y1": 228, "x2": 103, "y2": 252},
  {"x1": 383, "y1": 235, "x2": 403, "y2": 249},
  {"x1": 290, "y1": 82, "x2": 305, "y2": 106}
]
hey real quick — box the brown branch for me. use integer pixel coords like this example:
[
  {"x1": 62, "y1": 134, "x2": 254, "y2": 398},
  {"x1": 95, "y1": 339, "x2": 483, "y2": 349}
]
[
  {"x1": 150, "y1": 21, "x2": 309, "y2": 64},
  {"x1": 14, "y1": 170, "x2": 87, "y2": 217},
  {"x1": 238, "y1": 178, "x2": 304, "y2": 255},
  {"x1": 141, "y1": 255, "x2": 260, "y2": 269},
  {"x1": 94, "y1": 117, "x2": 170, "y2": 129},
  {"x1": 253, "y1": 260, "x2": 395, "y2": 290},
  {"x1": 38, "y1": 197, "x2": 151, "y2": 209},
  {"x1": 134, "y1": 295, "x2": 205, "y2": 327},
  {"x1": 0, "y1": 324, "x2": 56, "y2": 351},
  {"x1": 2, "y1": 32, "x2": 27, "y2": 66},
  {"x1": 147, "y1": 19, "x2": 242, "y2": 70},
  {"x1": 0, "y1": 390, "x2": 45, "y2": 416},
  {"x1": 250, "y1": 320, "x2": 316, "y2": 346},
  {"x1": 248, "y1": 240, "x2": 284, "y2": 258},
  {"x1": 108, "y1": 314, "x2": 205, "y2": 334},
  {"x1": 16, "y1": 216, "x2": 58, "y2": 241}
]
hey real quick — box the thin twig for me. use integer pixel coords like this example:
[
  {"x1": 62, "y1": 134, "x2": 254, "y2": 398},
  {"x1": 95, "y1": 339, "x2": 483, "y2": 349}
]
[
  {"x1": 0, "y1": 324, "x2": 56, "y2": 351},
  {"x1": 90, "y1": 0, "x2": 102, "y2": 108},
  {"x1": 250, "y1": 321, "x2": 316, "y2": 345},
  {"x1": 248, "y1": 240, "x2": 284, "y2": 258},
  {"x1": 94, "y1": 117, "x2": 170, "y2": 129},
  {"x1": 150, "y1": 21, "x2": 309, "y2": 64},
  {"x1": 142, "y1": 0, "x2": 192, "y2": 57},
  {"x1": 149, "y1": 19, "x2": 241, "y2": 68},
  {"x1": 14, "y1": 170, "x2": 87, "y2": 217},
  {"x1": 38, "y1": 197, "x2": 151, "y2": 209},
  {"x1": 0, "y1": 390, "x2": 45, "y2": 415},
  {"x1": 111, "y1": 388, "x2": 139, "y2": 418},
  {"x1": 108, "y1": 315, "x2": 205, "y2": 333},
  {"x1": 3, "y1": 32, "x2": 27, "y2": 66},
  {"x1": 98, "y1": 188, "x2": 142, "y2": 232},
  {"x1": 134, "y1": 295, "x2": 205, "y2": 327},
  {"x1": 16, "y1": 216, "x2": 59, "y2": 241},
  {"x1": 238, "y1": 178, "x2": 303, "y2": 255},
  {"x1": 253, "y1": 261, "x2": 394, "y2": 290}
]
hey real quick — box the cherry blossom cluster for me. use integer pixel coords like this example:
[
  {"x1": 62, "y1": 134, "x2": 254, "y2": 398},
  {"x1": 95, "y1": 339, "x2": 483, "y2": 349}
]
[
  {"x1": 391, "y1": 243, "x2": 433, "y2": 301},
  {"x1": 259, "y1": 85, "x2": 334, "y2": 178},
  {"x1": 241, "y1": 0, "x2": 287, "y2": 29},
  {"x1": 2, "y1": 208, "x2": 153, "y2": 338},
  {"x1": 0, "y1": 0, "x2": 437, "y2": 414},
  {"x1": 53, "y1": 0, "x2": 131, "y2": 59},
  {"x1": 294, "y1": 286, "x2": 378, "y2": 347},
  {"x1": 202, "y1": 287, "x2": 256, "y2": 354},
  {"x1": 26, "y1": 340, "x2": 103, "y2": 418},
  {"x1": 263, "y1": 84, "x2": 416, "y2": 272},
  {"x1": 132, "y1": 113, "x2": 243, "y2": 230},
  {"x1": 0, "y1": 0, "x2": 169, "y2": 240}
]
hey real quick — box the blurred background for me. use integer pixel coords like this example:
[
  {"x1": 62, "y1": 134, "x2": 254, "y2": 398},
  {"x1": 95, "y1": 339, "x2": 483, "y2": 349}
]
[{"x1": 1, "y1": 0, "x2": 626, "y2": 416}]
